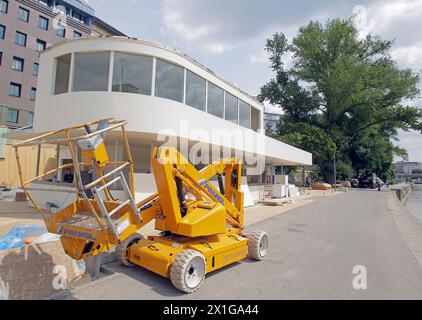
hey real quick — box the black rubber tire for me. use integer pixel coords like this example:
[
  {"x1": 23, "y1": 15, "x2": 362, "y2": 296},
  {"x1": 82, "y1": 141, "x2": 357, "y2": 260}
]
[{"x1": 116, "y1": 233, "x2": 144, "y2": 267}]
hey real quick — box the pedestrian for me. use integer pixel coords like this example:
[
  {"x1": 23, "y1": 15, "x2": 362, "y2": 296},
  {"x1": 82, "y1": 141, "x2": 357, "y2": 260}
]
[
  {"x1": 63, "y1": 168, "x2": 74, "y2": 184},
  {"x1": 306, "y1": 175, "x2": 312, "y2": 188}
]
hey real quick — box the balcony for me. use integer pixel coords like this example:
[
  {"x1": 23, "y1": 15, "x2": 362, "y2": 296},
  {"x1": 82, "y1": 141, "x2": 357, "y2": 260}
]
[{"x1": 57, "y1": 0, "x2": 94, "y2": 16}]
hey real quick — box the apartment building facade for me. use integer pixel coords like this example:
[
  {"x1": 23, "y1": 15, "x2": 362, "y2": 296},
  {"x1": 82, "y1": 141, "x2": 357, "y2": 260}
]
[
  {"x1": 0, "y1": 0, "x2": 95, "y2": 129},
  {"x1": 263, "y1": 112, "x2": 281, "y2": 136},
  {"x1": 0, "y1": 0, "x2": 124, "y2": 130},
  {"x1": 91, "y1": 16, "x2": 126, "y2": 38},
  {"x1": 395, "y1": 161, "x2": 422, "y2": 175}
]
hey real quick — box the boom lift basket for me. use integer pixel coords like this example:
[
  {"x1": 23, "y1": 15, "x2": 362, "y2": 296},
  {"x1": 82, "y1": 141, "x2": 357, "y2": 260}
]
[{"x1": 13, "y1": 119, "x2": 144, "y2": 260}]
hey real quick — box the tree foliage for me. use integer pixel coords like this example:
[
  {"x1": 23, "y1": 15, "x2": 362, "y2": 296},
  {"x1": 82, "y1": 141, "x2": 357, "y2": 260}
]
[{"x1": 259, "y1": 18, "x2": 422, "y2": 182}]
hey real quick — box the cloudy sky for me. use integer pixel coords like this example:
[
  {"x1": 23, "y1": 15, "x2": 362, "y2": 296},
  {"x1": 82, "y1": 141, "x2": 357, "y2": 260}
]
[{"x1": 85, "y1": 0, "x2": 422, "y2": 162}]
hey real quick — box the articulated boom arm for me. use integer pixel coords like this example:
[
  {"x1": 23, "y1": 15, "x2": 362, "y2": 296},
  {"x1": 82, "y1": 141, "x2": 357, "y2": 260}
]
[
  {"x1": 151, "y1": 147, "x2": 244, "y2": 230},
  {"x1": 13, "y1": 118, "x2": 266, "y2": 275}
]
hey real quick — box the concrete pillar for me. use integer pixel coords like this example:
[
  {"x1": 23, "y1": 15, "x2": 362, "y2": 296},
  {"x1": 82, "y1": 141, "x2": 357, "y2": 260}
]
[
  {"x1": 36, "y1": 145, "x2": 41, "y2": 176},
  {"x1": 84, "y1": 254, "x2": 102, "y2": 279}
]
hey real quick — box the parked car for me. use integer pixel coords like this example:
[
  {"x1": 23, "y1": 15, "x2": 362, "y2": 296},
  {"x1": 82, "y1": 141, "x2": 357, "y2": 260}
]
[{"x1": 351, "y1": 179, "x2": 359, "y2": 188}]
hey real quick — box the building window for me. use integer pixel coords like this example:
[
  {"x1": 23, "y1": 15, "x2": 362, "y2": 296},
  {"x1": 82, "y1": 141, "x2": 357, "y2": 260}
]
[
  {"x1": 27, "y1": 112, "x2": 34, "y2": 125},
  {"x1": 112, "y1": 52, "x2": 153, "y2": 95},
  {"x1": 207, "y1": 83, "x2": 224, "y2": 118},
  {"x1": 11, "y1": 56, "x2": 24, "y2": 71},
  {"x1": 38, "y1": 0, "x2": 49, "y2": 6},
  {"x1": 36, "y1": 39, "x2": 46, "y2": 52},
  {"x1": 54, "y1": 4, "x2": 66, "y2": 15},
  {"x1": 9, "y1": 83, "x2": 21, "y2": 97},
  {"x1": 251, "y1": 108, "x2": 260, "y2": 132},
  {"x1": 54, "y1": 54, "x2": 71, "y2": 94},
  {"x1": 185, "y1": 71, "x2": 206, "y2": 111},
  {"x1": 56, "y1": 25, "x2": 65, "y2": 38},
  {"x1": 18, "y1": 7, "x2": 29, "y2": 22},
  {"x1": 72, "y1": 11, "x2": 81, "y2": 21},
  {"x1": 15, "y1": 31, "x2": 27, "y2": 46},
  {"x1": 155, "y1": 59, "x2": 184, "y2": 103},
  {"x1": 38, "y1": 16, "x2": 49, "y2": 30},
  {"x1": 0, "y1": 25, "x2": 6, "y2": 39},
  {"x1": 7, "y1": 108, "x2": 19, "y2": 124},
  {"x1": 0, "y1": 52, "x2": 2, "y2": 66},
  {"x1": 30, "y1": 87, "x2": 37, "y2": 101},
  {"x1": 33, "y1": 63, "x2": 39, "y2": 76},
  {"x1": 0, "y1": 0, "x2": 8, "y2": 14},
  {"x1": 239, "y1": 100, "x2": 251, "y2": 128},
  {"x1": 73, "y1": 31, "x2": 81, "y2": 39},
  {"x1": 73, "y1": 52, "x2": 110, "y2": 92},
  {"x1": 225, "y1": 92, "x2": 238, "y2": 124}
]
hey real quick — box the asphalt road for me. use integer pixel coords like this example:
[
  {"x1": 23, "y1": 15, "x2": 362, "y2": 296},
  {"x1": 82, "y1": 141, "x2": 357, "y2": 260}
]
[{"x1": 62, "y1": 190, "x2": 422, "y2": 300}]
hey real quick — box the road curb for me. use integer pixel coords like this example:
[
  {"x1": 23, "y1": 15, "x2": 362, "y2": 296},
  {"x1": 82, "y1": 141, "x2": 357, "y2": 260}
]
[{"x1": 387, "y1": 192, "x2": 422, "y2": 270}]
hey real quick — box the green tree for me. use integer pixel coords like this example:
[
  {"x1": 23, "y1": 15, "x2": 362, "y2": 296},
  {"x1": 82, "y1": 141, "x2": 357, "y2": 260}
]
[{"x1": 259, "y1": 18, "x2": 422, "y2": 182}]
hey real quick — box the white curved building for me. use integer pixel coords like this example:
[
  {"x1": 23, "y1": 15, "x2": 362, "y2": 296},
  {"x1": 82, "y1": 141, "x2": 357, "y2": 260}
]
[{"x1": 27, "y1": 37, "x2": 312, "y2": 200}]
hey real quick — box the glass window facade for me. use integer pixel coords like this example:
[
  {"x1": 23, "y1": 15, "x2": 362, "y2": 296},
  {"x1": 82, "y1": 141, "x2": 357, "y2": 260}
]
[
  {"x1": 36, "y1": 39, "x2": 46, "y2": 52},
  {"x1": 27, "y1": 112, "x2": 34, "y2": 125},
  {"x1": 15, "y1": 31, "x2": 27, "y2": 46},
  {"x1": 38, "y1": 0, "x2": 48, "y2": 6},
  {"x1": 33, "y1": 63, "x2": 39, "y2": 76},
  {"x1": 239, "y1": 100, "x2": 251, "y2": 128},
  {"x1": 186, "y1": 71, "x2": 206, "y2": 111},
  {"x1": 9, "y1": 83, "x2": 21, "y2": 97},
  {"x1": 225, "y1": 92, "x2": 238, "y2": 124},
  {"x1": 54, "y1": 54, "x2": 71, "y2": 94},
  {"x1": 50, "y1": 49, "x2": 261, "y2": 131},
  {"x1": 30, "y1": 87, "x2": 37, "y2": 101},
  {"x1": 18, "y1": 7, "x2": 29, "y2": 22},
  {"x1": 207, "y1": 83, "x2": 224, "y2": 118},
  {"x1": 39, "y1": 16, "x2": 49, "y2": 30},
  {"x1": 0, "y1": 0, "x2": 8, "y2": 14},
  {"x1": 112, "y1": 52, "x2": 153, "y2": 95},
  {"x1": 73, "y1": 52, "x2": 110, "y2": 92},
  {"x1": 7, "y1": 108, "x2": 19, "y2": 123},
  {"x1": 251, "y1": 108, "x2": 260, "y2": 132},
  {"x1": 56, "y1": 25, "x2": 65, "y2": 37},
  {"x1": 12, "y1": 57, "x2": 24, "y2": 71},
  {"x1": 155, "y1": 59, "x2": 184, "y2": 103}
]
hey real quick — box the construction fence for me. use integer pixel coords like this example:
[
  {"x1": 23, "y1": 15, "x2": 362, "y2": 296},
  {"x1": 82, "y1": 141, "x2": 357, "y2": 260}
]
[{"x1": 0, "y1": 143, "x2": 57, "y2": 188}]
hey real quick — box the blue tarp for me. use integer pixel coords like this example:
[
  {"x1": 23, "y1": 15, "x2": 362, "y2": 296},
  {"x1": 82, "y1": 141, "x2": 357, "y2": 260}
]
[{"x1": 0, "y1": 225, "x2": 48, "y2": 251}]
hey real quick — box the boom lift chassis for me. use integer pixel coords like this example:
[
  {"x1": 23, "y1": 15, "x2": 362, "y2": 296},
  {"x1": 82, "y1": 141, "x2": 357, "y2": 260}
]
[{"x1": 14, "y1": 119, "x2": 268, "y2": 293}]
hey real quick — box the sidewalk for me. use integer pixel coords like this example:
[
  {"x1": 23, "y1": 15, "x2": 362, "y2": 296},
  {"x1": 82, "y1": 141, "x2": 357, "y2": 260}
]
[
  {"x1": 0, "y1": 190, "x2": 343, "y2": 300},
  {"x1": 58, "y1": 189, "x2": 422, "y2": 300},
  {"x1": 0, "y1": 201, "x2": 44, "y2": 236}
]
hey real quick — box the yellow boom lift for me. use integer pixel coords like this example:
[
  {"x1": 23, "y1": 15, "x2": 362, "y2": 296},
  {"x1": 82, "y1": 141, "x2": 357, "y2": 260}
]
[{"x1": 14, "y1": 119, "x2": 268, "y2": 293}]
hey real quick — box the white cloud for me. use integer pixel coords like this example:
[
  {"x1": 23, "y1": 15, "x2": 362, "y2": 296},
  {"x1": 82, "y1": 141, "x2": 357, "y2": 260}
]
[
  {"x1": 355, "y1": 0, "x2": 422, "y2": 69},
  {"x1": 161, "y1": 0, "x2": 359, "y2": 54},
  {"x1": 392, "y1": 45, "x2": 422, "y2": 70},
  {"x1": 264, "y1": 101, "x2": 284, "y2": 115},
  {"x1": 162, "y1": 10, "x2": 213, "y2": 41},
  {"x1": 159, "y1": 0, "x2": 422, "y2": 159},
  {"x1": 395, "y1": 130, "x2": 422, "y2": 162},
  {"x1": 250, "y1": 49, "x2": 268, "y2": 64}
]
